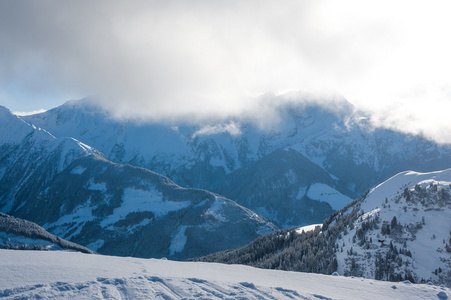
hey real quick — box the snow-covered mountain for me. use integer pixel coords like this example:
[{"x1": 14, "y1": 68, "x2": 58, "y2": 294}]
[
  {"x1": 196, "y1": 168, "x2": 451, "y2": 287},
  {"x1": 334, "y1": 168, "x2": 451, "y2": 286},
  {"x1": 0, "y1": 105, "x2": 276, "y2": 259},
  {"x1": 0, "y1": 105, "x2": 96, "y2": 214},
  {"x1": 0, "y1": 249, "x2": 448, "y2": 299},
  {"x1": 23, "y1": 95, "x2": 451, "y2": 226},
  {"x1": 38, "y1": 154, "x2": 276, "y2": 260},
  {"x1": 0, "y1": 213, "x2": 94, "y2": 253}
]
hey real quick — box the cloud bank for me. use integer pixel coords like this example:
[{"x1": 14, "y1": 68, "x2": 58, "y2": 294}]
[{"x1": 1, "y1": 1, "x2": 451, "y2": 142}]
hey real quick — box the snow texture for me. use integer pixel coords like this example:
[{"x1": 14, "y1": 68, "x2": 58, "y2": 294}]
[{"x1": 0, "y1": 249, "x2": 448, "y2": 299}]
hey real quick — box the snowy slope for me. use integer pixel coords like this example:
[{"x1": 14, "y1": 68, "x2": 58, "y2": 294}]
[
  {"x1": 0, "y1": 249, "x2": 448, "y2": 300},
  {"x1": 0, "y1": 105, "x2": 96, "y2": 214},
  {"x1": 15, "y1": 154, "x2": 276, "y2": 260},
  {"x1": 197, "y1": 168, "x2": 451, "y2": 287},
  {"x1": 0, "y1": 213, "x2": 94, "y2": 253},
  {"x1": 1, "y1": 105, "x2": 276, "y2": 259},
  {"x1": 335, "y1": 169, "x2": 451, "y2": 285}
]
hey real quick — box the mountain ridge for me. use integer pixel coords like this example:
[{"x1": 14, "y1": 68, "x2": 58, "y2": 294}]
[
  {"x1": 22, "y1": 96, "x2": 451, "y2": 226},
  {"x1": 0, "y1": 212, "x2": 95, "y2": 253},
  {"x1": 0, "y1": 106, "x2": 276, "y2": 259},
  {"x1": 195, "y1": 168, "x2": 451, "y2": 287}
]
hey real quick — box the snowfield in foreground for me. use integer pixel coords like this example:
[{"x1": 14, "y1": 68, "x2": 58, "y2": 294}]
[{"x1": 0, "y1": 250, "x2": 449, "y2": 299}]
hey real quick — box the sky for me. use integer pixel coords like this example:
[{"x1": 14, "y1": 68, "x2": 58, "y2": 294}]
[{"x1": 1, "y1": 1, "x2": 451, "y2": 142}]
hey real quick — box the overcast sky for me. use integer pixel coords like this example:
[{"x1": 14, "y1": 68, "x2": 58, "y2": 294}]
[{"x1": 1, "y1": 1, "x2": 451, "y2": 142}]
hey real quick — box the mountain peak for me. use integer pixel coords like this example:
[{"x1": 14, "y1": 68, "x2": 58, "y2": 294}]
[
  {"x1": 61, "y1": 96, "x2": 102, "y2": 109},
  {"x1": 361, "y1": 168, "x2": 451, "y2": 213},
  {"x1": 56, "y1": 97, "x2": 111, "y2": 117},
  {"x1": 0, "y1": 105, "x2": 37, "y2": 144}
]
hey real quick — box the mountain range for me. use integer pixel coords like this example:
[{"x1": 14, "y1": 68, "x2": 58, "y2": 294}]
[
  {"x1": 0, "y1": 105, "x2": 275, "y2": 260},
  {"x1": 22, "y1": 94, "x2": 451, "y2": 227},
  {"x1": 2, "y1": 93, "x2": 451, "y2": 263}
]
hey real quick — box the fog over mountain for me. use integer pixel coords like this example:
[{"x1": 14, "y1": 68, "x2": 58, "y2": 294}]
[
  {"x1": 21, "y1": 95, "x2": 451, "y2": 227},
  {"x1": 2, "y1": 1, "x2": 451, "y2": 143}
]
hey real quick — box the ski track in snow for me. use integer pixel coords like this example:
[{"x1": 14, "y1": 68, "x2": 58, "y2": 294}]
[{"x1": 0, "y1": 250, "x2": 449, "y2": 299}]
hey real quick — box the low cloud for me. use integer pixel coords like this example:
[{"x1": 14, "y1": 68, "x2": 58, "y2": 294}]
[
  {"x1": 362, "y1": 94, "x2": 451, "y2": 145},
  {"x1": 192, "y1": 122, "x2": 242, "y2": 138},
  {"x1": 13, "y1": 109, "x2": 47, "y2": 116}
]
